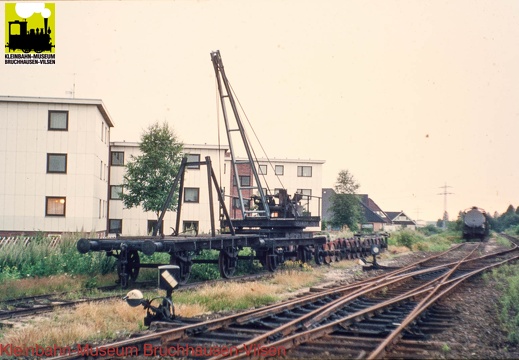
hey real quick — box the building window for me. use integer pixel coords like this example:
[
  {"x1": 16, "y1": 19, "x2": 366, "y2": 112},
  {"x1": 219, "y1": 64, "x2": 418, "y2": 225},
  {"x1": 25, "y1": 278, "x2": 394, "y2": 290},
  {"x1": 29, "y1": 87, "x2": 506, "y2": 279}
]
[
  {"x1": 259, "y1": 165, "x2": 267, "y2": 175},
  {"x1": 147, "y1": 220, "x2": 164, "y2": 235},
  {"x1": 46, "y1": 197, "x2": 66, "y2": 216},
  {"x1": 241, "y1": 176, "x2": 251, "y2": 186},
  {"x1": 110, "y1": 185, "x2": 123, "y2": 200},
  {"x1": 48, "y1": 111, "x2": 68, "y2": 131},
  {"x1": 297, "y1": 166, "x2": 312, "y2": 177},
  {"x1": 111, "y1": 151, "x2": 124, "y2": 166},
  {"x1": 233, "y1": 175, "x2": 251, "y2": 187},
  {"x1": 233, "y1": 197, "x2": 250, "y2": 209},
  {"x1": 109, "y1": 219, "x2": 122, "y2": 234},
  {"x1": 275, "y1": 165, "x2": 284, "y2": 175},
  {"x1": 47, "y1": 153, "x2": 67, "y2": 173},
  {"x1": 232, "y1": 175, "x2": 250, "y2": 186},
  {"x1": 182, "y1": 221, "x2": 199, "y2": 235},
  {"x1": 184, "y1": 188, "x2": 200, "y2": 203},
  {"x1": 186, "y1": 154, "x2": 201, "y2": 169}
]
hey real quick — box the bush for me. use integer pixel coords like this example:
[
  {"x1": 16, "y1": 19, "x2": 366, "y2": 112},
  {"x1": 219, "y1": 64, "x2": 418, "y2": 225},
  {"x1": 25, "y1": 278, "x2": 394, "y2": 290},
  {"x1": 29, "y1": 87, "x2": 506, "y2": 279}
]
[
  {"x1": 417, "y1": 224, "x2": 442, "y2": 236},
  {"x1": 389, "y1": 229, "x2": 425, "y2": 249}
]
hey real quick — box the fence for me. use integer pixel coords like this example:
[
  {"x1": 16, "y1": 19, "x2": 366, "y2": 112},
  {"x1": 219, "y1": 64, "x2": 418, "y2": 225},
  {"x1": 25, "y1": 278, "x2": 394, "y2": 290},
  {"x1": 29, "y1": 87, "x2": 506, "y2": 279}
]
[{"x1": 0, "y1": 235, "x2": 62, "y2": 249}]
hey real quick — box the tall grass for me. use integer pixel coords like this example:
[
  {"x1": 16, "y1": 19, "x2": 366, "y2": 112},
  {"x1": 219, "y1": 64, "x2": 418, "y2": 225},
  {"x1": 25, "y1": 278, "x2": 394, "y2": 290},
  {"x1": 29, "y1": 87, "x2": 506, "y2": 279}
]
[
  {"x1": 486, "y1": 264, "x2": 519, "y2": 343},
  {"x1": 1, "y1": 299, "x2": 144, "y2": 348},
  {"x1": 0, "y1": 233, "x2": 115, "y2": 281},
  {"x1": 388, "y1": 228, "x2": 460, "y2": 252}
]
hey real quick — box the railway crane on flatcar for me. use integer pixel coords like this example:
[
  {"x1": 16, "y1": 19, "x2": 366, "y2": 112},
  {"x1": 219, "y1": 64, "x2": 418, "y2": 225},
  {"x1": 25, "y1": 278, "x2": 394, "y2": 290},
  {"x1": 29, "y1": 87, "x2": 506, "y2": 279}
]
[
  {"x1": 76, "y1": 51, "x2": 387, "y2": 288},
  {"x1": 76, "y1": 51, "x2": 326, "y2": 287}
]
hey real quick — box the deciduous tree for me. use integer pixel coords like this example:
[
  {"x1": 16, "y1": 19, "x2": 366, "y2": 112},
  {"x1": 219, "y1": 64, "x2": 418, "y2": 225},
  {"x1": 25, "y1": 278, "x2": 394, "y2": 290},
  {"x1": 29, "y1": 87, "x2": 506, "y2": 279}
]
[
  {"x1": 121, "y1": 122, "x2": 183, "y2": 221},
  {"x1": 329, "y1": 170, "x2": 363, "y2": 231}
]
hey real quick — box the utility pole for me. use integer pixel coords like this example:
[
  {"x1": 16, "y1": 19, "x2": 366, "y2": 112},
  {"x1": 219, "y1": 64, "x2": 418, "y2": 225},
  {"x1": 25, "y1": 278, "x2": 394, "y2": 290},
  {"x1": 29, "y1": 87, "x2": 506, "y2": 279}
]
[{"x1": 437, "y1": 183, "x2": 453, "y2": 228}]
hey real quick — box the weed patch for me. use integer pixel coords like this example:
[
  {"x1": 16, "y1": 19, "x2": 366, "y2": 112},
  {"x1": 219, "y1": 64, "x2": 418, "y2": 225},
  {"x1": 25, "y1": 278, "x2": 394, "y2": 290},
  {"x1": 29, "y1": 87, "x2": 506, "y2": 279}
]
[
  {"x1": 489, "y1": 264, "x2": 519, "y2": 343},
  {"x1": 1, "y1": 299, "x2": 144, "y2": 348}
]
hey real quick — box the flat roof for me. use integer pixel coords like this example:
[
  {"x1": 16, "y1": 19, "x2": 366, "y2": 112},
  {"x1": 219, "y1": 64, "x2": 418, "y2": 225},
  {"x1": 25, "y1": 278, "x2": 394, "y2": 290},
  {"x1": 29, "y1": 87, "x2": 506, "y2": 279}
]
[
  {"x1": 0, "y1": 95, "x2": 114, "y2": 127},
  {"x1": 111, "y1": 142, "x2": 230, "y2": 151},
  {"x1": 239, "y1": 157, "x2": 326, "y2": 164}
]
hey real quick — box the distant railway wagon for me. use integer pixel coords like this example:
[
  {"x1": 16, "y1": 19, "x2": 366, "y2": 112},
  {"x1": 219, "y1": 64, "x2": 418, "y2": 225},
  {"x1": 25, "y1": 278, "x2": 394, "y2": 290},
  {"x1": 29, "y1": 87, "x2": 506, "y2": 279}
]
[{"x1": 462, "y1": 206, "x2": 489, "y2": 241}]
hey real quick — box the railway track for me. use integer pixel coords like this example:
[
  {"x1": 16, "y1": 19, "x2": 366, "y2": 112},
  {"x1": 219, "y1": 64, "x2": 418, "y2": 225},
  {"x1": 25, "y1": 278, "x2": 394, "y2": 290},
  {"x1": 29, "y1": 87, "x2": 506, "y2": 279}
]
[
  {"x1": 50, "y1": 238, "x2": 519, "y2": 359},
  {"x1": 0, "y1": 283, "x2": 140, "y2": 323},
  {"x1": 0, "y1": 273, "x2": 270, "y2": 323}
]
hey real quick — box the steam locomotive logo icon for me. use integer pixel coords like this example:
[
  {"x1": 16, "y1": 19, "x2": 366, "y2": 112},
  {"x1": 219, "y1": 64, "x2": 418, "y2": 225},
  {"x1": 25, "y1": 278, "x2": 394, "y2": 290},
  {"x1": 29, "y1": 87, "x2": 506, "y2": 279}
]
[{"x1": 4, "y1": 2, "x2": 55, "y2": 54}]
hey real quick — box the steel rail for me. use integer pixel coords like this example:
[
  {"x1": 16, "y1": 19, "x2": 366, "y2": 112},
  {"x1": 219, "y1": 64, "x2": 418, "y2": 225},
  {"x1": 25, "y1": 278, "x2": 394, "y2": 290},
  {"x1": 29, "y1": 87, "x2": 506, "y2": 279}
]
[
  {"x1": 49, "y1": 242, "x2": 497, "y2": 360},
  {"x1": 49, "y1": 249, "x2": 447, "y2": 360},
  {"x1": 234, "y1": 247, "x2": 459, "y2": 325},
  {"x1": 215, "y1": 245, "x2": 519, "y2": 360},
  {"x1": 368, "y1": 251, "x2": 519, "y2": 359},
  {"x1": 208, "y1": 246, "x2": 482, "y2": 360},
  {"x1": 367, "y1": 242, "x2": 483, "y2": 358}
]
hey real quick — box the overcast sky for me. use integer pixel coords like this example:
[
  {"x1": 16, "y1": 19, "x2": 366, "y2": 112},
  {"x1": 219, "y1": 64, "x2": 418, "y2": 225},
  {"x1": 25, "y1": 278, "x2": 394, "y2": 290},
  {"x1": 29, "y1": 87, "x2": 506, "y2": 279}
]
[{"x1": 2, "y1": 0, "x2": 518, "y2": 222}]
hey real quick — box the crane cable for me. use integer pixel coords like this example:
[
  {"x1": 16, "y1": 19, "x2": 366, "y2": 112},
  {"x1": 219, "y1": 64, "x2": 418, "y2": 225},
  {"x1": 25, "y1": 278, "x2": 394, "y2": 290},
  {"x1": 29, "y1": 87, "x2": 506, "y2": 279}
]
[{"x1": 227, "y1": 81, "x2": 286, "y2": 194}]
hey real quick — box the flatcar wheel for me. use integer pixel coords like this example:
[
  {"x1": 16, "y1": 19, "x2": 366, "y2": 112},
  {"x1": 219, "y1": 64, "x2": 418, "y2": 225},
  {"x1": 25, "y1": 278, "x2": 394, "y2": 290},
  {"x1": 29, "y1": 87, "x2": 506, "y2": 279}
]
[
  {"x1": 127, "y1": 251, "x2": 140, "y2": 281},
  {"x1": 314, "y1": 245, "x2": 324, "y2": 265},
  {"x1": 170, "y1": 253, "x2": 191, "y2": 285},
  {"x1": 297, "y1": 245, "x2": 309, "y2": 263},
  {"x1": 117, "y1": 250, "x2": 140, "y2": 288},
  {"x1": 323, "y1": 243, "x2": 333, "y2": 264},
  {"x1": 335, "y1": 242, "x2": 343, "y2": 261},
  {"x1": 266, "y1": 250, "x2": 278, "y2": 272},
  {"x1": 218, "y1": 248, "x2": 238, "y2": 278},
  {"x1": 355, "y1": 240, "x2": 362, "y2": 259}
]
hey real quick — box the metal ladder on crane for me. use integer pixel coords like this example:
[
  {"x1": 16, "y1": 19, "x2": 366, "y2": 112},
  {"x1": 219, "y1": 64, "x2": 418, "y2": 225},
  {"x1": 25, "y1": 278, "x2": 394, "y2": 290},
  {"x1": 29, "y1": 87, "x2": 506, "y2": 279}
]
[{"x1": 210, "y1": 50, "x2": 270, "y2": 219}]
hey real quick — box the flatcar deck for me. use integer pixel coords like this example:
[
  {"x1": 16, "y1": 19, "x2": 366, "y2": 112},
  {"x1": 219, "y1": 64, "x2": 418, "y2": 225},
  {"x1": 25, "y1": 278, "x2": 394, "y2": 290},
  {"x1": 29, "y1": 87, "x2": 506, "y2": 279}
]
[{"x1": 77, "y1": 233, "x2": 325, "y2": 256}]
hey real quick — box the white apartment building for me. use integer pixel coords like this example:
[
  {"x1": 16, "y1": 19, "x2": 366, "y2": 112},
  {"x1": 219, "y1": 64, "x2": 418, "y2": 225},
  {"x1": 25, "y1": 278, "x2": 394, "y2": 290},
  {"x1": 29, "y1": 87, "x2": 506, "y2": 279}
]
[
  {"x1": 0, "y1": 96, "x2": 325, "y2": 236},
  {"x1": 0, "y1": 96, "x2": 113, "y2": 235}
]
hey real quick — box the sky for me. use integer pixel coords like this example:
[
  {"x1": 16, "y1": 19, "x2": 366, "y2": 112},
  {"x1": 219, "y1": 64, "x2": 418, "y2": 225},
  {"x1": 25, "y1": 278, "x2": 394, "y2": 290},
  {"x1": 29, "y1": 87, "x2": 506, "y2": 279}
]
[{"x1": 2, "y1": 0, "x2": 518, "y2": 222}]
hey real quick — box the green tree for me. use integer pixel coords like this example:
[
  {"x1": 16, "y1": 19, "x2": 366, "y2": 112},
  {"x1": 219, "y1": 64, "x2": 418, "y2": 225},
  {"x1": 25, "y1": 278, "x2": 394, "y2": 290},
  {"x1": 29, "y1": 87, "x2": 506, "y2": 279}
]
[
  {"x1": 329, "y1": 170, "x2": 363, "y2": 231},
  {"x1": 122, "y1": 122, "x2": 183, "y2": 221}
]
